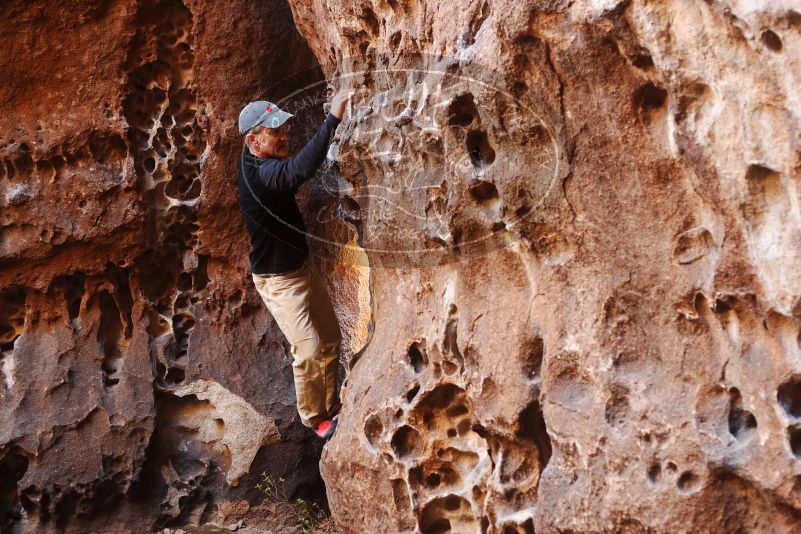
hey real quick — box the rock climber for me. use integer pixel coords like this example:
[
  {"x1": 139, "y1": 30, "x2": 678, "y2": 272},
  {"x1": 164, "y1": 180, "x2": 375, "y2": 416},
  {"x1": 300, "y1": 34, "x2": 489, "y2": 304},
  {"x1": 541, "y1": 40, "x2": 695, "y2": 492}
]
[{"x1": 237, "y1": 89, "x2": 353, "y2": 440}]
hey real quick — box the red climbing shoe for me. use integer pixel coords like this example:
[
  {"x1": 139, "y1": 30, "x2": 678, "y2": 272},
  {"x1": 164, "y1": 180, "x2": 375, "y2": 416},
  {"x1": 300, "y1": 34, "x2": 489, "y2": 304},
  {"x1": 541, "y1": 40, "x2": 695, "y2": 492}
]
[{"x1": 314, "y1": 418, "x2": 338, "y2": 440}]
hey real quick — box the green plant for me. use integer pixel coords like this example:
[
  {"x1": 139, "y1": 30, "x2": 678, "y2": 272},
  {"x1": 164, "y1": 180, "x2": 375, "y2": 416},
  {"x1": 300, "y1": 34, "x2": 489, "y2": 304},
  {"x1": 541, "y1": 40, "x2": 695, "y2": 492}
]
[
  {"x1": 255, "y1": 473, "x2": 332, "y2": 533},
  {"x1": 255, "y1": 473, "x2": 288, "y2": 502},
  {"x1": 294, "y1": 497, "x2": 328, "y2": 534}
]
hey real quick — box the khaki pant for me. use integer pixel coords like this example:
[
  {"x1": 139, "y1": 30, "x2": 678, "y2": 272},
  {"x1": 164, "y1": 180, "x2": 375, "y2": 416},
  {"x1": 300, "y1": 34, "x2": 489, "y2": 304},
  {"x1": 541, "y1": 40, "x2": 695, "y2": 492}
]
[{"x1": 252, "y1": 258, "x2": 341, "y2": 428}]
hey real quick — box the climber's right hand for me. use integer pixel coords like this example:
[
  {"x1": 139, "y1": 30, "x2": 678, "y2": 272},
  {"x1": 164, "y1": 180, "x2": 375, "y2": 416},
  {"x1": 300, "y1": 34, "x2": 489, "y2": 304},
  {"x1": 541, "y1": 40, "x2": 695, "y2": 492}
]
[{"x1": 330, "y1": 89, "x2": 355, "y2": 120}]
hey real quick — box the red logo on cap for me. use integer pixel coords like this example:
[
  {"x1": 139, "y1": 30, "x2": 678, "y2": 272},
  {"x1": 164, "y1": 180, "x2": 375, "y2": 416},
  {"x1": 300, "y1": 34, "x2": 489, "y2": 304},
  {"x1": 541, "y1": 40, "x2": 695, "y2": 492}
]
[{"x1": 266, "y1": 106, "x2": 273, "y2": 112}]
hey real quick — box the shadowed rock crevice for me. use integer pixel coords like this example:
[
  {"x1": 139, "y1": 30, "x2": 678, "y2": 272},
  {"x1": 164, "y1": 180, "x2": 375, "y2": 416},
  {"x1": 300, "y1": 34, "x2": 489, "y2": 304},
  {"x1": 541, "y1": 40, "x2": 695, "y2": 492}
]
[{"x1": 0, "y1": 446, "x2": 29, "y2": 530}]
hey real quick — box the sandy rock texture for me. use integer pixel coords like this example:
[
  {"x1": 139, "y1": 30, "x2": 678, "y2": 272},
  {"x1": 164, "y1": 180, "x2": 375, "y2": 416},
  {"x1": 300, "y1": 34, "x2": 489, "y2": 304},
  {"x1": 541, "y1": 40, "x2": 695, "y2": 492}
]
[
  {"x1": 0, "y1": 0, "x2": 348, "y2": 532},
  {"x1": 284, "y1": 0, "x2": 801, "y2": 532}
]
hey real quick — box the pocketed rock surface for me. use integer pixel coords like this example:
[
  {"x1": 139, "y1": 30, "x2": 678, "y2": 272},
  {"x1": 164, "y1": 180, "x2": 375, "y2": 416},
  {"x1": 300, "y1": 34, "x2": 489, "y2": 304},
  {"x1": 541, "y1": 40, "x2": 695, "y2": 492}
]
[{"x1": 285, "y1": 0, "x2": 801, "y2": 532}]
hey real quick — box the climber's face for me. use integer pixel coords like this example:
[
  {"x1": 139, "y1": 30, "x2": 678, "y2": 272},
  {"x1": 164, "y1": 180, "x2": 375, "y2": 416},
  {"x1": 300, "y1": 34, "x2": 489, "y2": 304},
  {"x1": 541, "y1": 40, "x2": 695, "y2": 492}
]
[{"x1": 247, "y1": 122, "x2": 292, "y2": 159}]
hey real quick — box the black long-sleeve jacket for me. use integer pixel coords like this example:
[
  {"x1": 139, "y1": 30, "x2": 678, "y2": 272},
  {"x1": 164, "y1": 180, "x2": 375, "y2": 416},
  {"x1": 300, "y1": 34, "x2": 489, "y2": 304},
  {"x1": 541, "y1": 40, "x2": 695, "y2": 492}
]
[{"x1": 238, "y1": 112, "x2": 340, "y2": 274}]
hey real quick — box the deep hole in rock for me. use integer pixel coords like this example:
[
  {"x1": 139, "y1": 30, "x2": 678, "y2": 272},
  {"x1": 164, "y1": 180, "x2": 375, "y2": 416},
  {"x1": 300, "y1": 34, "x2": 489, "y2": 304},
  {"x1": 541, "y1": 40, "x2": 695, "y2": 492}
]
[
  {"x1": 745, "y1": 163, "x2": 780, "y2": 185},
  {"x1": 521, "y1": 518, "x2": 536, "y2": 534},
  {"x1": 446, "y1": 404, "x2": 469, "y2": 418},
  {"x1": 174, "y1": 293, "x2": 190, "y2": 309},
  {"x1": 727, "y1": 387, "x2": 757, "y2": 439},
  {"x1": 391, "y1": 425, "x2": 423, "y2": 458},
  {"x1": 15, "y1": 156, "x2": 33, "y2": 176},
  {"x1": 442, "y1": 304, "x2": 463, "y2": 367},
  {"x1": 391, "y1": 478, "x2": 413, "y2": 527},
  {"x1": 456, "y1": 419, "x2": 471, "y2": 436},
  {"x1": 136, "y1": 251, "x2": 179, "y2": 302},
  {"x1": 468, "y1": 180, "x2": 499, "y2": 205},
  {"x1": 97, "y1": 290, "x2": 125, "y2": 387},
  {"x1": 0, "y1": 446, "x2": 29, "y2": 526},
  {"x1": 389, "y1": 31, "x2": 402, "y2": 51},
  {"x1": 156, "y1": 361, "x2": 167, "y2": 381},
  {"x1": 54, "y1": 488, "x2": 79, "y2": 528},
  {"x1": 35, "y1": 160, "x2": 55, "y2": 179},
  {"x1": 647, "y1": 463, "x2": 661, "y2": 483},
  {"x1": 760, "y1": 29, "x2": 782, "y2": 52},
  {"x1": 17, "y1": 490, "x2": 39, "y2": 517},
  {"x1": 0, "y1": 287, "x2": 27, "y2": 344},
  {"x1": 165, "y1": 367, "x2": 185, "y2": 385},
  {"x1": 677, "y1": 471, "x2": 699, "y2": 492},
  {"x1": 409, "y1": 465, "x2": 424, "y2": 486},
  {"x1": 634, "y1": 83, "x2": 667, "y2": 113},
  {"x1": 177, "y1": 272, "x2": 193, "y2": 292},
  {"x1": 172, "y1": 312, "x2": 195, "y2": 334},
  {"x1": 408, "y1": 341, "x2": 427, "y2": 373},
  {"x1": 423, "y1": 518, "x2": 451, "y2": 534},
  {"x1": 419, "y1": 494, "x2": 475, "y2": 534},
  {"x1": 632, "y1": 53, "x2": 654, "y2": 69},
  {"x1": 466, "y1": 130, "x2": 496, "y2": 167},
  {"x1": 444, "y1": 494, "x2": 461, "y2": 511},
  {"x1": 355, "y1": 7, "x2": 380, "y2": 36},
  {"x1": 419, "y1": 383, "x2": 462, "y2": 414},
  {"x1": 107, "y1": 266, "x2": 134, "y2": 337},
  {"x1": 193, "y1": 255, "x2": 210, "y2": 290},
  {"x1": 521, "y1": 336, "x2": 544, "y2": 379},
  {"x1": 516, "y1": 400, "x2": 552, "y2": 468},
  {"x1": 364, "y1": 414, "x2": 383, "y2": 448},
  {"x1": 448, "y1": 93, "x2": 478, "y2": 127},
  {"x1": 406, "y1": 384, "x2": 421, "y2": 403},
  {"x1": 777, "y1": 376, "x2": 801, "y2": 418},
  {"x1": 498, "y1": 442, "x2": 536, "y2": 485},
  {"x1": 789, "y1": 426, "x2": 801, "y2": 458}
]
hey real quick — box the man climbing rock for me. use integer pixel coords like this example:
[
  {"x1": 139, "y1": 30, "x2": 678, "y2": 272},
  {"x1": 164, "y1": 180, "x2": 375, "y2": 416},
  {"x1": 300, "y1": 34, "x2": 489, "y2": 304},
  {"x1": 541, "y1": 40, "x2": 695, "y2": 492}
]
[{"x1": 237, "y1": 89, "x2": 353, "y2": 439}]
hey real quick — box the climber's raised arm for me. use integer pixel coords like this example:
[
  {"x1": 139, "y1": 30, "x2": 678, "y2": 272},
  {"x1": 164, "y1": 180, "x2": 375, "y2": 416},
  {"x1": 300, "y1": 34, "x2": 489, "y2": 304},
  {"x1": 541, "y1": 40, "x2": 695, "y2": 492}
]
[{"x1": 240, "y1": 89, "x2": 354, "y2": 192}]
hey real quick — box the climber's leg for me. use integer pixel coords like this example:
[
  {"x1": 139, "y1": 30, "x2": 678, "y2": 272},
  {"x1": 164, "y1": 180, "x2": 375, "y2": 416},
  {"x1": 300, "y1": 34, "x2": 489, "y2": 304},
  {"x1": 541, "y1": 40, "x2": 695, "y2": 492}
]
[
  {"x1": 251, "y1": 259, "x2": 330, "y2": 429},
  {"x1": 307, "y1": 261, "x2": 342, "y2": 418}
]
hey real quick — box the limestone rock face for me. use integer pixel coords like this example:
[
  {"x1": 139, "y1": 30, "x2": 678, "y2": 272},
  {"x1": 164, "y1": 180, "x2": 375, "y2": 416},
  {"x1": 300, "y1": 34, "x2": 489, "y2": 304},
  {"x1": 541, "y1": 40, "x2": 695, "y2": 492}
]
[
  {"x1": 285, "y1": 0, "x2": 801, "y2": 532},
  {"x1": 0, "y1": 1, "x2": 339, "y2": 531}
]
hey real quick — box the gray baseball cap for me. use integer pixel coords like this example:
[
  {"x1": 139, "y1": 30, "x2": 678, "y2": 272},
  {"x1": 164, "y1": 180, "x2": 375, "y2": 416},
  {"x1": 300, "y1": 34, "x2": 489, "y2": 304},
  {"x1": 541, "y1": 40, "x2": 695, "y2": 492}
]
[{"x1": 238, "y1": 100, "x2": 294, "y2": 135}]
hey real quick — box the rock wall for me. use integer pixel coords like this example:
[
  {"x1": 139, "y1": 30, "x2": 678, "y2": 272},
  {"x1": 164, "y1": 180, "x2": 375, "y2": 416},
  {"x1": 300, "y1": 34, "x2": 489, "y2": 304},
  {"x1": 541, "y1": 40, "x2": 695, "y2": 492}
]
[
  {"x1": 284, "y1": 0, "x2": 801, "y2": 532},
  {"x1": 0, "y1": 0, "x2": 356, "y2": 531}
]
